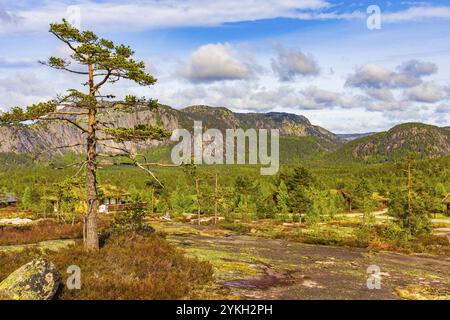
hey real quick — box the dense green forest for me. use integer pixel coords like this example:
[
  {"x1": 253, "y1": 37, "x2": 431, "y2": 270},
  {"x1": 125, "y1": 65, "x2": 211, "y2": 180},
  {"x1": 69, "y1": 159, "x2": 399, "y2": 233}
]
[{"x1": 1, "y1": 150, "x2": 448, "y2": 234}]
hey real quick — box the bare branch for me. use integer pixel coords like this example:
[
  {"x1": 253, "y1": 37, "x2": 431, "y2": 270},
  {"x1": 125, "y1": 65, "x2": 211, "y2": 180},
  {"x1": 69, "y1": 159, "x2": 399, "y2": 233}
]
[
  {"x1": 49, "y1": 31, "x2": 87, "y2": 62},
  {"x1": 139, "y1": 162, "x2": 180, "y2": 167},
  {"x1": 98, "y1": 142, "x2": 130, "y2": 154},
  {"x1": 73, "y1": 161, "x2": 88, "y2": 178},
  {"x1": 39, "y1": 60, "x2": 89, "y2": 75},
  {"x1": 96, "y1": 143, "x2": 164, "y2": 187},
  {"x1": 50, "y1": 111, "x2": 89, "y2": 116},
  {"x1": 54, "y1": 142, "x2": 86, "y2": 150},
  {"x1": 134, "y1": 161, "x2": 164, "y2": 187},
  {"x1": 94, "y1": 69, "x2": 112, "y2": 90},
  {"x1": 38, "y1": 116, "x2": 87, "y2": 133}
]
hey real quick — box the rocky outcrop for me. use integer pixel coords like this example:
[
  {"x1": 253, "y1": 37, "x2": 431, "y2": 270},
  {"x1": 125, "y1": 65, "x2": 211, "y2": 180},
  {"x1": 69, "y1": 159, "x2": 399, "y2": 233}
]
[
  {"x1": 0, "y1": 218, "x2": 33, "y2": 226},
  {"x1": 0, "y1": 103, "x2": 339, "y2": 155},
  {"x1": 0, "y1": 259, "x2": 60, "y2": 300}
]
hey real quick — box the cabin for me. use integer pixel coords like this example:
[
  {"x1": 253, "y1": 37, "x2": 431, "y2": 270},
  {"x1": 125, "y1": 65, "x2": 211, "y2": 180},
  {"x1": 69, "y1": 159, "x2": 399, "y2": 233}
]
[
  {"x1": 98, "y1": 185, "x2": 146, "y2": 214},
  {"x1": 442, "y1": 193, "x2": 450, "y2": 216},
  {"x1": 99, "y1": 195, "x2": 147, "y2": 214},
  {"x1": 0, "y1": 193, "x2": 18, "y2": 207}
]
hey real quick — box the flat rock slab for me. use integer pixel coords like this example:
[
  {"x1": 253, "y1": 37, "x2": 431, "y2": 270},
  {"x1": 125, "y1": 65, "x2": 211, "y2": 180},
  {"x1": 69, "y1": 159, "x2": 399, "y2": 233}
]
[
  {"x1": 0, "y1": 239, "x2": 76, "y2": 253},
  {"x1": 0, "y1": 218, "x2": 33, "y2": 226},
  {"x1": 167, "y1": 232, "x2": 450, "y2": 300}
]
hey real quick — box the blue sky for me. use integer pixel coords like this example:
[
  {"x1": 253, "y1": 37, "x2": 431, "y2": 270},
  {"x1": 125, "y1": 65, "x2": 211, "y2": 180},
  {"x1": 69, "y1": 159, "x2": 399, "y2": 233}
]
[{"x1": 0, "y1": 0, "x2": 449, "y2": 133}]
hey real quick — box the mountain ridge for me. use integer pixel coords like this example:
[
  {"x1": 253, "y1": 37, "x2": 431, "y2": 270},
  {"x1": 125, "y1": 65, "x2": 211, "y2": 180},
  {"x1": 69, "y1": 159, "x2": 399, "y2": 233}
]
[
  {"x1": 1, "y1": 103, "x2": 448, "y2": 162},
  {"x1": 330, "y1": 122, "x2": 450, "y2": 162},
  {"x1": 0, "y1": 103, "x2": 340, "y2": 155}
]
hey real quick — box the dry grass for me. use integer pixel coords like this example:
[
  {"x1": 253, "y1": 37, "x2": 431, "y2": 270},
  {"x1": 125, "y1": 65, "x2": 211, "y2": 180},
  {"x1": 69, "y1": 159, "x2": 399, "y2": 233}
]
[
  {"x1": 0, "y1": 233, "x2": 214, "y2": 300},
  {"x1": 0, "y1": 220, "x2": 82, "y2": 246},
  {"x1": 0, "y1": 207, "x2": 36, "y2": 219}
]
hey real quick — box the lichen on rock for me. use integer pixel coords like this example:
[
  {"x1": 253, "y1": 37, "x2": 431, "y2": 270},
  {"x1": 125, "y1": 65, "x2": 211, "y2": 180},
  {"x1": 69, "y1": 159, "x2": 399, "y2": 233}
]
[{"x1": 0, "y1": 258, "x2": 60, "y2": 300}]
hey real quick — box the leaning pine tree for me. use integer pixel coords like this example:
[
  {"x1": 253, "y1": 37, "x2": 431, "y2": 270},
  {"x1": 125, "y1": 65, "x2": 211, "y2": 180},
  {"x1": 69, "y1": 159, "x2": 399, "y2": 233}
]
[{"x1": 0, "y1": 20, "x2": 171, "y2": 250}]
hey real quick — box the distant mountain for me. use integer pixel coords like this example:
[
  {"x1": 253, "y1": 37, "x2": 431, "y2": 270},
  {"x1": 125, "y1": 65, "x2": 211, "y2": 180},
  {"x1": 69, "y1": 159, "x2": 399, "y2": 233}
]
[
  {"x1": 330, "y1": 123, "x2": 450, "y2": 162},
  {"x1": 0, "y1": 103, "x2": 341, "y2": 157},
  {"x1": 181, "y1": 105, "x2": 339, "y2": 142},
  {"x1": 337, "y1": 132, "x2": 376, "y2": 142}
]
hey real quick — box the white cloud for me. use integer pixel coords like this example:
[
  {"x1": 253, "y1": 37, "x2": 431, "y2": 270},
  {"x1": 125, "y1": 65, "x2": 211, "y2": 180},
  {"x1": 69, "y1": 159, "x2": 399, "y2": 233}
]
[
  {"x1": 271, "y1": 47, "x2": 319, "y2": 81},
  {"x1": 383, "y1": 6, "x2": 450, "y2": 23},
  {"x1": 406, "y1": 82, "x2": 446, "y2": 103},
  {"x1": 0, "y1": 72, "x2": 54, "y2": 108},
  {"x1": 346, "y1": 60, "x2": 437, "y2": 89},
  {"x1": 1, "y1": 2, "x2": 450, "y2": 36},
  {"x1": 365, "y1": 88, "x2": 395, "y2": 102},
  {"x1": 346, "y1": 64, "x2": 412, "y2": 89},
  {"x1": 346, "y1": 64, "x2": 394, "y2": 89},
  {"x1": 397, "y1": 59, "x2": 438, "y2": 77},
  {"x1": 178, "y1": 43, "x2": 252, "y2": 83},
  {"x1": 0, "y1": 0, "x2": 334, "y2": 33},
  {"x1": 299, "y1": 86, "x2": 338, "y2": 108}
]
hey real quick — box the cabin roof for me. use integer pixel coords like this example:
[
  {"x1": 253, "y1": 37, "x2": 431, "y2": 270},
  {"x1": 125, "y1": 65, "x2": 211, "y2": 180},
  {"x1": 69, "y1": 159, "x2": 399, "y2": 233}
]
[
  {"x1": 99, "y1": 184, "x2": 130, "y2": 198},
  {"x1": 0, "y1": 193, "x2": 18, "y2": 203}
]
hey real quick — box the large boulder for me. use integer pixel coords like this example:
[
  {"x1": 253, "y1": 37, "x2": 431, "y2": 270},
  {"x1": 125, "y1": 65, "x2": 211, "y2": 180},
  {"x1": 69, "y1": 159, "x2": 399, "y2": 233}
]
[{"x1": 0, "y1": 259, "x2": 60, "y2": 300}]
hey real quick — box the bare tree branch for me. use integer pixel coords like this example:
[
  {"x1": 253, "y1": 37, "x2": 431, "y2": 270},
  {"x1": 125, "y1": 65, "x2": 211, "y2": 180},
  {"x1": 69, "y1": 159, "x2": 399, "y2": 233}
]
[{"x1": 38, "y1": 116, "x2": 87, "y2": 133}]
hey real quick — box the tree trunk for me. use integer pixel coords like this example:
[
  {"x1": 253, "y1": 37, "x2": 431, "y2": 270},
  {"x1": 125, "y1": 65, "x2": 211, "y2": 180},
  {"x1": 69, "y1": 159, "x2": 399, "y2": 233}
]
[
  {"x1": 85, "y1": 64, "x2": 99, "y2": 251},
  {"x1": 151, "y1": 189, "x2": 154, "y2": 214},
  {"x1": 196, "y1": 177, "x2": 200, "y2": 225},
  {"x1": 214, "y1": 173, "x2": 218, "y2": 225}
]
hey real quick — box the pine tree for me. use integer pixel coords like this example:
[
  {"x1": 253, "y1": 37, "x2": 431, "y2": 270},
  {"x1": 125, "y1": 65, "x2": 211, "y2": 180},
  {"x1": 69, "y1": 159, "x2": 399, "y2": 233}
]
[
  {"x1": 21, "y1": 187, "x2": 40, "y2": 210},
  {"x1": 276, "y1": 181, "x2": 290, "y2": 216},
  {"x1": 354, "y1": 178, "x2": 377, "y2": 219},
  {"x1": 0, "y1": 20, "x2": 170, "y2": 250}
]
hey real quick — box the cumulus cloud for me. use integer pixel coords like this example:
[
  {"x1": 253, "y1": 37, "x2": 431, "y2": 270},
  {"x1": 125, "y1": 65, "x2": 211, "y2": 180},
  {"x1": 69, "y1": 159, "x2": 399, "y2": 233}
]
[
  {"x1": 345, "y1": 64, "x2": 414, "y2": 89},
  {"x1": 299, "y1": 86, "x2": 338, "y2": 108},
  {"x1": 397, "y1": 60, "x2": 438, "y2": 77},
  {"x1": 156, "y1": 80, "x2": 375, "y2": 113},
  {"x1": 271, "y1": 47, "x2": 320, "y2": 81},
  {"x1": 346, "y1": 60, "x2": 437, "y2": 89},
  {"x1": 405, "y1": 83, "x2": 446, "y2": 103},
  {"x1": 179, "y1": 43, "x2": 252, "y2": 83}
]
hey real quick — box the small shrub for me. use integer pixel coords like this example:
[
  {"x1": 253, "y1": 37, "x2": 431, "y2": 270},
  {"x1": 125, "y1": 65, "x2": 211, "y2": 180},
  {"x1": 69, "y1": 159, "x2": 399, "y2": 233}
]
[
  {"x1": 303, "y1": 228, "x2": 346, "y2": 246},
  {"x1": 219, "y1": 221, "x2": 250, "y2": 233},
  {"x1": 379, "y1": 223, "x2": 410, "y2": 242},
  {"x1": 354, "y1": 223, "x2": 376, "y2": 247},
  {"x1": 110, "y1": 208, "x2": 154, "y2": 235}
]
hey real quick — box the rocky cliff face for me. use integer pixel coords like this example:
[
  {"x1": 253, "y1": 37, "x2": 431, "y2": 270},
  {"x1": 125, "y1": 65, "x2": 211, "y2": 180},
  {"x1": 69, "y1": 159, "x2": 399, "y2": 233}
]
[{"x1": 0, "y1": 103, "x2": 339, "y2": 155}]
